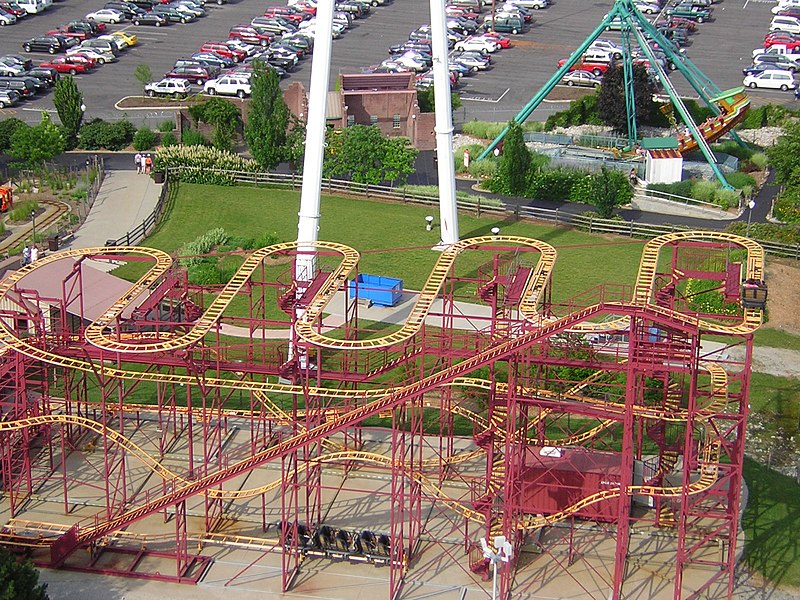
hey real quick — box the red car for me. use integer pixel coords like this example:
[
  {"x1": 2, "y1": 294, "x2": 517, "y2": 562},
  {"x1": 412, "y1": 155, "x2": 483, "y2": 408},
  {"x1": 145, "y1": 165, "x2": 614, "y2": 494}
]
[
  {"x1": 0, "y1": 2, "x2": 27, "y2": 17},
  {"x1": 557, "y1": 58, "x2": 612, "y2": 76},
  {"x1": 765, "y1": 34, "x2": 800, "y2": 51},
  {"x1": 290, "y1": 1, "x2": 316, "y2": 15},
  {"x1": 263, "y1": 6, "x2": 309, "y2": 23},
  {"x1": 480, "y1": 31, "x2": 512, "y2": 48},
  {"x1": 229, "y1": 25, "x2": 273, "y2": 46},
  {"x1": 199, "y1": 41, "x2": 246, "y2": 62},
  {"x1": 46, "y1": 26, "x2": 89, "y2": 41},
  {"x1": 40, "y1": 56, "x2": 90, "y2": 74}
]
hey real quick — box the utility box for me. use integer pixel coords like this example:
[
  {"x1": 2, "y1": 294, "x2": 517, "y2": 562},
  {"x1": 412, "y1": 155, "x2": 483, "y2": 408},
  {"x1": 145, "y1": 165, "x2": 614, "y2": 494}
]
[
  {"x1": 348, "y1": 274, "x2": 403, "y2": 307},
  {"x1": 642, "y1": 137, "x2": 683, "y2": 185}
]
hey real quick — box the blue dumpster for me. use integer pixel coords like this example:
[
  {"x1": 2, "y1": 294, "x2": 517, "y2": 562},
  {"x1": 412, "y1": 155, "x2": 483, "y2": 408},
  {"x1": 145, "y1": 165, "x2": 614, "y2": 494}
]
[{"x1": 348, "y1": 274, "x2": 403, "y2": 307}]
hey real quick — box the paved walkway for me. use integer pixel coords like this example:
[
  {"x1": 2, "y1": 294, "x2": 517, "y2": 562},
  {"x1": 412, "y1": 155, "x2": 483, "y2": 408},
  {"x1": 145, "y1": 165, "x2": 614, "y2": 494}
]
[{"x1": 65, "y1": 170, "x2": 162, "y2": 251}]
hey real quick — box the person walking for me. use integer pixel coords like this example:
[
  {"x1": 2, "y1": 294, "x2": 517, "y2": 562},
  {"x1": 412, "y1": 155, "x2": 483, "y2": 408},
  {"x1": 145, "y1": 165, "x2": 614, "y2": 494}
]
[
  {"x1": 21, "y1": 245, "x2": 30, "y2": 266},
  {"x1": 144, "y1": 154, "x2": 153, "y2": 175},
  {"x1": 134, "y1": 152, "x2": 142, "y2": 174},
  {"x1": 30, "y1": 245, "x2": 39, "y2": 263}
]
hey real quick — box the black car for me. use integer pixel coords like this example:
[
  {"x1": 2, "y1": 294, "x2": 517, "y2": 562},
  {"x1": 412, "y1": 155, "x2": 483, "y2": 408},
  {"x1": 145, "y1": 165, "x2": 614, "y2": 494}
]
[
  {"x1": 0, "y1": 78, "x2": 36, "y2": 98},
  {"x1": 173, "y1": 57, "x2": 221, "y2": 76},
  {"x1": 68, "y1": 20, "x2": 104, "y2": 36},
  {"x1": 4, "y1": 75, "x2": 47, "y2": 92},
  {"x1": 105, "y1": 0, "x2": 146, "y2": 18},
  {"x1": 22, "y1": 37, "x2": 67, "y2": 55},
  {"x1": 150, "y1": 5, "x2": 195, "y2": 23},
  {"x1": 24, "y1": 67, "x2": 60, "y2": 86},
  {"x1": 127, "y1": 0, "x2": 159, "y2": 9},
  {"x1": 131, "y1": 12, "x2": 169, "y2": 26}
]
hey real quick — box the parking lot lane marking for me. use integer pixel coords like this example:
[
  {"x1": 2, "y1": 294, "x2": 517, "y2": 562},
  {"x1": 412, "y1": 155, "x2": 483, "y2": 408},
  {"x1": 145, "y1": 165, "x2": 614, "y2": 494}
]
[
  {"x1": 0, "y1": 109, "x2": 17, "y2": 116},
  {"x1": 21, "y1": 108, "x2": 58, "y2": 113}
]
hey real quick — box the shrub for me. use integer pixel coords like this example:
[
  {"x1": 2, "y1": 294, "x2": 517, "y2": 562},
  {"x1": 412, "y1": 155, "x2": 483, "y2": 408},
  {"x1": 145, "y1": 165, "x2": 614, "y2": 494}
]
[
  {"x1": 712, "y1": 140, "x2": 755, "y2": 161},
  {"x1": 181, "y1": 128, "x2": 208, "y2": 146},
  {"x1": 461, "y1": 120, "x2": 545, "y2": 140},
  {"x1": 467, "y1": 157, "x2": 497, "y2": 179},
  {"x1": 750, "y1": 152, "x2": 768, "y2": 170},
  {"x1": 544, "y1": 95, "x2": 601, "y2": 131},
  {"x1": 161, "y1": 131, "x2": 178, "y2": 147},
  {"x1": 727, "y1": 221, "x2": 800, "y2": 244},
  {"x1": 133, "y1": 127, "x2": 156, "y2": 151},
  {"x1": 158, "y1": 119, "x2": 176, "y2": 133},
  {"x1": 0, "y1": 118, "x2": 27, "y2": 153},
  {"x1": 528, "y1": 168, "x2": 585, "y2": 201},
  {"x1": 154, "y1": 145, "x2": 259, "y2": 185},
  {"x1": 8, "y1": 201, "x2": 39, "y2": 223},
  {"x1": 454, "y1": 143, "x2": 487, "y2": 173},
  {"x1": 714, "y1": 188, "x2": 741, "y2": 210},
  {"x1": 725, "y1": 171, "x2": 756, "y2": 190},
  {"x1": 78, "y1": 119, "x2": 135, "y2": 151},
  {"x1": 647, "y1": 180, "x2": 694, "y2": 198},
  {"x1": 692, "y1": 180, "x2": 717, "y2": 203}
]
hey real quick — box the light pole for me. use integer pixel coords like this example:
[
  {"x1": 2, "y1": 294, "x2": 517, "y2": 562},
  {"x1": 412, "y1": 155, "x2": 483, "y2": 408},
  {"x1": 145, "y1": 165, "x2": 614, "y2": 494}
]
[
  {"x1": 746, "y1": 199, "x2": 756, "y2": 238},
  {"x1": 491, "y1": 226, "x2": 500, "y2": 236},
  {"x1": 480, "y1": 535, "x2": 513, "y2": 600},
  {"x1": 30, "y1": 209, "x2": 36, "y2": 245},
  {"x1": 425, "y1": 215, "x2": 434, "y2": 231}
]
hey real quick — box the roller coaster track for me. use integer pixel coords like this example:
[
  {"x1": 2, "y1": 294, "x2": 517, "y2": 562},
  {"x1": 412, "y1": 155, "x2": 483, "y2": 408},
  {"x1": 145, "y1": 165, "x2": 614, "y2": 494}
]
[{"x1": 0, "y1": 231, "x2": 762, "y2": 562}]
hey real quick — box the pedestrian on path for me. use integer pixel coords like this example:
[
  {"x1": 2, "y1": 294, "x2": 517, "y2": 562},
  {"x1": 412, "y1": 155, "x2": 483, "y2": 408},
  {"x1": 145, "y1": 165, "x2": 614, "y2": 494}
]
[
  {"x1": 30, "y1": 246, "x2": 39, "y2": 263},
  {"x1": 134, "y1": 152, "x2": 142, "y2": 174},
  {"x1": 144, "y1": 154, "x2": 153, "y2": 175},
  {"x1": 21, "y1": 245, "x2": 30, "y2": 266}
]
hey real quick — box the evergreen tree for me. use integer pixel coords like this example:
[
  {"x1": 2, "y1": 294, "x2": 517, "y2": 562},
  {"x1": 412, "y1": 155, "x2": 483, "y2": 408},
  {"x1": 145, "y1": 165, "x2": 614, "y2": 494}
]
[
  {"x1": 53, "y1": 76, "x2": 84, "y2": 150},
  {"x1": 597, "y1": 64, "x2": 658, "y2": 134},
  {"x1": 245, "y1": 63, "x2": 289, "y2": 170},
  {"x1": 0, "y1": 547, "x2": 48, "y2": 600},
  {"x1": 497, "y1": 121, "x2": 530, "y2": 195}
]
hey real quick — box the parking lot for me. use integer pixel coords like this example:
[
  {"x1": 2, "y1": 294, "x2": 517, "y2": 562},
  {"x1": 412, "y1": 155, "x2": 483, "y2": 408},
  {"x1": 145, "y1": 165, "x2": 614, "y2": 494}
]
[{"x1": 0, "y1": 0, "x2": 796, "y2": 126}]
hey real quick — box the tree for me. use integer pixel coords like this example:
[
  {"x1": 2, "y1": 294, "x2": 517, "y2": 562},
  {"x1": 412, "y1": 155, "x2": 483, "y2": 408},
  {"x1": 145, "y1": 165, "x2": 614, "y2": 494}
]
[
  {"x1": 189, "y1": 98, "x2": 242, "y2": 151},
  {"x1": 416, "y1": 87, "x2": 462, "y2": 116},
  {"x1": 496, "y1": 121, "x2": 530, "y2": 195},
  {"x1": 134, "y1": 64, "x2": 153, "y2": 90},
  {"x1": 10, "y1": 113, "x2": 65, "y2": 169},
  {"x1": 0, "y1": 547, "x2": 48, "y2": 600},
  {"x1": 767, "y1": 121, "x2": 800, "y2": 186},
  {"x1": 245, "y1": 62, "x2": 289, "y2": 170},
  {"x1": 0, "y1": 118, "x2": 27, "y2": 154},
  {"x1": 53, "y1": 76, "x2": 84, "y2": 150},
  {"x1": 597, "y1": 64, "x2": 658, "y2": 134},
  {"x1": 323, "y1": 125, "x2": 418, "y2": 185}
]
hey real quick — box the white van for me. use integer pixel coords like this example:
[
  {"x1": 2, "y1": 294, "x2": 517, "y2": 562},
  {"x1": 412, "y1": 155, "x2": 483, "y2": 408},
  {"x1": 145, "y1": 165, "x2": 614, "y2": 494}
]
[
  {"x1": 17, "y1": 0, "x2": 48, "y2": 12},
  {"x1": 743, "y1": 69, "x2": 797, "y2": 91}
]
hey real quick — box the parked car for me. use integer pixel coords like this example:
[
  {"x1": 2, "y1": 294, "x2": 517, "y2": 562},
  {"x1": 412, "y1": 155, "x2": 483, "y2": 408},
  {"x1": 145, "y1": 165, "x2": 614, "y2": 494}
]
[
  {"x1": 24, "y1": 66, "x2": 59, "y2": 86},
  {"x1": 229, "y1": 25, "x2": 273, "y2": 46},
  {"x1": 633, "y1": 0, "x2": 660, "y2": 13},
  {"x1": 454, "y1": 35, "x2": 499, "y2": 53},
  {"x1": 68, "y1": 19, "x2": 106, "y2": 35},
  {"x1": 191, "y1": 51, "x2": 234, "y2": 68},
  {"x1": 173, "y1": 57, "x2": 221, "y2": 76},
  {"x1": 482, "y1": 13, "x2": 525, "y2": 34},
  {"x1": 22, "y1": 36, "x2": 67, "y2": 54},
  {"x1": 199, "y1": 41, "x2": 246, "y2": 62},
  {"x1": 203, "y1": 74, "x2": 251, "y2": 97},
  {"x1": 103, "y1": 1, "x2": 146, "y2": 19},
  {"x1": 263, "y1": 5, "x2": 310, "y2": 22},
  {"x1": 165, "y1": 64, "x2": 214, "y2": 83},
  {"x1": 589, "y1": 38, "x2": 624, "y2": 59},
  {"x1": 0, "y1": 78, "x2": 35, "y2": 98},
  {"x1": 73, "y1": 38, "x2": 119, "y2": 57},
  {"x1": 144, "y1": 77, "x2": 190, "y2": 97},
  {"x1": 743, "y1": 69, "x2": 797, "y2": 90},
  {"x1": 0, "y1": 2, "x2": 27, "y2": 18},
  {"x1": 132, "y1": 12, "x2": 168, "y2": 26},
  {"x1": 560, "y1": 70, "x2": 602, "y2": 87},
  {"x1": 0, "y1": 89, "x2": 21, "y2": 108},
  {"x1": 771, "y1": 15, "x2": 800, "y2": 34},
  {"x1": 85, "y1": 8, "x2": 124, "y2": 22},
  {"x1": 557, "y1": 57, "x2": 612, "y2": 76},
  {"x1": 0, "y1": 56, "x2": 26, "y2": 75},
  {"x1": 151, "y1": 5, "x2": 195, "y2": 22},
  {"x1": 169, "y1": 1, "x2": 205, "y2": 18},
  {"x1": 753, "y1": 52, "x2": 800, "y2": 71},
  {"x1": 0, "y1": 6, "x2": 17, "y2": 24},
  {"x1": 665, "y1": 6, "x2": 711, "y2": 22}
]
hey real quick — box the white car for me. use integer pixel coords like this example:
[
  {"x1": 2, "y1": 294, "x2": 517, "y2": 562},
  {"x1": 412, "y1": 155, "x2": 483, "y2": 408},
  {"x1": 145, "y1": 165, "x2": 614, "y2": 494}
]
[
  {"x1": 144, "y1": 77, "x2": 191, "y2": 98},
  {"x1": 506, "y1": 0, "x2": 546, "y2": 9},
  {"x1": 633, "y1": 0, "x2": 660, "y2": 14},
  {"x1": 98, "y1": 35, "x2": 127, "y2": 52},
  {"x1": 773, "y1": 0, "x2": 800, "y2": 13},
  {"x1": 204, "y1": 74, "x2": 251, "y2": 98},
  {"x1": 85, "y1": 8, "x2": 125, "y2": 23},
  {"x1": 770, "y1": 16, "x2": 800, "y2": 34},
  {"x1": 67, "y1": 46, "x2": 117, "y2": 65},
  {"x1": 454, "y1": 36, "x2": 499, "y2": 53},
  {"x1": 0, "y1": 10, "x2": 17, "y2": 25},
  {"x1": 225, "y1": 40, "x2": 257, "y2": 57},
  {"x1": 742, "y1": 69, "x2": 797, "y2": 90},
  {"x1": 589, "y1": 39, "x2": 623, "y2": 59},
  {"x1": 393, "y1": 54, "x2": 428, "y2": 72}
]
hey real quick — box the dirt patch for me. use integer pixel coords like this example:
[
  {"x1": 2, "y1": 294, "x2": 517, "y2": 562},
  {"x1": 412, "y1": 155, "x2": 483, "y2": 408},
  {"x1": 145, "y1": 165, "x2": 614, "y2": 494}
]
[
  {"x1": 545, "y1": 86, "x2": 596, "y2": 102},
  {"x1": 764, "y1": 259, "x2": 800, "y2": 335}
]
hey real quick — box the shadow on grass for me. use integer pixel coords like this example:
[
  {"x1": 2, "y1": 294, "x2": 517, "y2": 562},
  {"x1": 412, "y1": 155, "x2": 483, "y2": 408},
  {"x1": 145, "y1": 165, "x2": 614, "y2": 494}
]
[{"x1": 742, "y1": 457, "x2": 800, "y2": 589}]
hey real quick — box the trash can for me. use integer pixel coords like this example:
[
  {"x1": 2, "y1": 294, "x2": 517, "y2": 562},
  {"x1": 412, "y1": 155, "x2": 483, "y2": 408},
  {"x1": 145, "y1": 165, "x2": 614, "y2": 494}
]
[
  {"x1": 48, "y1": 235, "x2": 59, "y2": 252},
  {"x1": 153, "y1": 171, "x2": 165, "y2": 184}
]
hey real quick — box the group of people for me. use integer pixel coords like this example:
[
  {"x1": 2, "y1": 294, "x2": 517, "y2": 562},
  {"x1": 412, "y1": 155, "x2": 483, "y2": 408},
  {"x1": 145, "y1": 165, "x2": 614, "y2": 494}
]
[
  {"x1": 134, "y1": 153, "x2": 154, "y2": 175},
  {"x1": 21, "y1": 244, "x2": 39, "y2": 266}
]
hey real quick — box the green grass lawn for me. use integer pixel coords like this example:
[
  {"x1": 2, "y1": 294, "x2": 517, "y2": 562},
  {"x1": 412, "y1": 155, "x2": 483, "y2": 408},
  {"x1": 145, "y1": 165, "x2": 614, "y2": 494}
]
[
  {"x1": 114, "y1": 182, "x2": 647, "y2": 307},
  {"x1": 108, "y1": 180, "x2": 799, "y2": 589}
]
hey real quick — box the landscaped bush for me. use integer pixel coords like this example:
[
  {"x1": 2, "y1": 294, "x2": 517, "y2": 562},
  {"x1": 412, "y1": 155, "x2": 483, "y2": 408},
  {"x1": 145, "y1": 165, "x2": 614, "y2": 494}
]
[
  {"x1": 161, "y1": 131, "x2": 178, "y2": 147},
  {"x1": 544, "y1": 95, "x2": 602, "y2": 131},
  {"x1": 739, "y1": 104, "x2": 798, "y2": 130},
  {"x1": 712, "y1": 140, "x2": 756, "y2": 161},
  {"x1": 8, "y1": 200, "x2": 39, "y2": 223},
  {"x1": 727, "y1": 221, "x2": 800, "y2": 244},
  {"x1": 133, "y1": 126, "x2": 156, "y2": 151},
  {"x1": 158, "y1": 119, "x2": 176, "y2": 133},
  {"x1": 528, "y1": 168, "x2": 585, "y2": 201},
  {"x1": 181, "y1": 128, "x2": 208, "y2": 146},
  {"x1": 647, "y1": 179, "x2": 741, "y2": 210},
  {"x1": 750, "y1": 152, "x2": 768, "y2": 170},
  {"x1": 725, "y1": 171, "x2": 756, "y2": 190},
  {"x1": 0, "y1": 118, "x2": 27, "y2": 153},
  {"x1": 78, "y1": 119, "x2": 136, "y2": 151},
  {"x1": 154, "y1": 145, "x2": 259, "y2": 185},
  {"x1": 568, "y1": 168, "x2": 632, "y2": 216},
  {"x1": 461, "y1": 120, "x2": 544, "y2": 140},
  {"x1": 454, "y1": 143, "x2": 488, "y2": 173}
]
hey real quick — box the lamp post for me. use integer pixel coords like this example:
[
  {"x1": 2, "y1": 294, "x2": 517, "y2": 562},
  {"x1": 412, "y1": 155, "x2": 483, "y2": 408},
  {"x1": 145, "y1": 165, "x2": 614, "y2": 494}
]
[
  {"x1": 480, "y1": 535, "x2": 513, "y2": 600},
  {"x1": 491, "y1": 226, "x2": 500, "y2": 236},
  {"x1": 30, "y1": 209, "x2": 36, "y2": 245},
  {"x1": 425, "y1": 215, "x2": 434, "y2": 231},
  {"x1": 746, "y1": 199, "x2": 756, "y2": 238}
]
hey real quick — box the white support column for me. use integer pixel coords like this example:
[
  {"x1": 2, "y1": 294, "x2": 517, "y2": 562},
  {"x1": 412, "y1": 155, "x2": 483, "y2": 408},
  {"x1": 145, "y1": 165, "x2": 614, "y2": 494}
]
[
  {"x1": 429, "y1": 0, "x2": 459, "y2": 246},
  {"x1": 295, "y1": 0, "x2": 336, "y2": 282}
]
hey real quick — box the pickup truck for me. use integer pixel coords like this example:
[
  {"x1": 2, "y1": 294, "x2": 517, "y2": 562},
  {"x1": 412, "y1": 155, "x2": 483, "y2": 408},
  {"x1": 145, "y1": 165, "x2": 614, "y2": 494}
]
[
  {"x1": 665, "y1": 6, "x2": 711, "y2": 22},
  {"x1": 753, "y1": 43, "x2": 800, "y2": 60}
]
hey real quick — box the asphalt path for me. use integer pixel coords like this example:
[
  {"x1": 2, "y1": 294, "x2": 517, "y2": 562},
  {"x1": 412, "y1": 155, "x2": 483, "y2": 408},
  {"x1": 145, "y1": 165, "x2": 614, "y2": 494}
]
[{"x1": 1, "y1": 0, "x2": 799, "y2": 126}]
